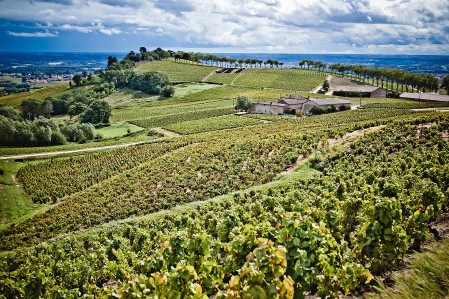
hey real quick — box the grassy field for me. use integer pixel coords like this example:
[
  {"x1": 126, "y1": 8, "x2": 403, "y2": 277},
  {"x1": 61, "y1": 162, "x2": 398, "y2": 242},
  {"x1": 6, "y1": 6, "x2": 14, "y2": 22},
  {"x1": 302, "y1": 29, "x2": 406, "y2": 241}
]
[
  {"x1": 164, "y1": 114, "x2": 263, "y2": 134},
  {"x1": 0, "y1": 159, "x2": 51, "y2": 230},
  {"x1": 173, "y1": 83, "x2": 219, "y2": 97},
  {"x1": 136, "y1": 59, "x2": 217, "y2": 82},
  {"x1": 0, "y1": 83, "x2": 70, "y2": 107},
  {"x1": 207, "y1": 72, "x2": 241, "y2": 84},
  {"x1": 368, "y1": 238, "x2": 449, "y2": 299},
  {"x1": 103, "y1": 88, "x2": 157, "y2": 108},
  {"x1": 95, "y1": 123, "x2": 144, "y2": 138}
]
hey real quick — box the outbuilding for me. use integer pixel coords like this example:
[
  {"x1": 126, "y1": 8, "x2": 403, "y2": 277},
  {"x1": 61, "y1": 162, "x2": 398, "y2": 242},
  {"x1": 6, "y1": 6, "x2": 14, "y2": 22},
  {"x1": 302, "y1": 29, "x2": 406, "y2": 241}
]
[
  {"x1": 247, "y1": 101, "x2": 288, "y2": 115},
  {"x1": 399, "y1": 92, "x2": 449, "y2": 103},
  {"x1": 333, "y1": 85, "x2": 386, "y2": 98}
]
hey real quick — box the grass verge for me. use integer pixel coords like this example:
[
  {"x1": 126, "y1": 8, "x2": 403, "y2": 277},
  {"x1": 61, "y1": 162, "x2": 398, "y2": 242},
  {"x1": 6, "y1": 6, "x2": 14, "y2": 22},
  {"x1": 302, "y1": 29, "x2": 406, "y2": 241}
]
[
  {"x1": 0, "y1": 159, "x2": 51, "y2": 230},
  {"x1": 368, "y1": 238, "x2": 449, "y2": 299}
]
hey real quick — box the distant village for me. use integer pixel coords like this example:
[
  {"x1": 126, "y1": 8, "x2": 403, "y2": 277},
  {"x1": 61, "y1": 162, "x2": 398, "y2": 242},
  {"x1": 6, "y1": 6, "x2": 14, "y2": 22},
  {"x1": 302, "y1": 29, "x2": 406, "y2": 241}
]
[{"x1": 1, "y1": 72, "x2": 73, "y2": 84}]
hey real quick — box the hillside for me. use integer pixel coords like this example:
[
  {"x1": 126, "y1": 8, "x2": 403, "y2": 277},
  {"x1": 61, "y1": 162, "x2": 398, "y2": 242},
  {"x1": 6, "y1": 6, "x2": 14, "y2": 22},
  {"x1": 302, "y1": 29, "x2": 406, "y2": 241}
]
[{"x1": 0, "y1": 58, "x2": 448, "y2": 298}]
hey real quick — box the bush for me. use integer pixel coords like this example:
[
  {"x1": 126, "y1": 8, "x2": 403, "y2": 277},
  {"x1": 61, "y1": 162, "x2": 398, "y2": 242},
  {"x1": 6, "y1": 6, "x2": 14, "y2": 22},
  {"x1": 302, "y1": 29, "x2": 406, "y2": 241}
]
[
  {"x1": 162, "y1": 86, "x2": 175, "y2": 97},
  {"x1": 235, "y1": 95, "x2": 252, "y2": 111}
]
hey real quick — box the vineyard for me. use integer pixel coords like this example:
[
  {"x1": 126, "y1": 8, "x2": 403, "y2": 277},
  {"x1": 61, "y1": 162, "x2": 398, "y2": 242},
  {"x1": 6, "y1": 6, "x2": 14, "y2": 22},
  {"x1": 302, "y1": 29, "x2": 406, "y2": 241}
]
[
  {"x1": 164, "y1": 114, "x2": 263, "y2": 134},
  {"x1": 232, "y1": 68, "x2": 326, "y2": 91},
  {"x1": 17, "y1": 142, "x2": 182, "y2": 203},
  {"x1": 0, "y1": 83, "x2": 70, "y2": 107},
  {"x1": 111, "y1": 100, "x2": 233, "y2": 123},
  {"x1": 1, "y1": 114, "x2": 448, "y2": 297},
  {"x1": 1, "y1": 57, "x2": 449, "y2": 299},
  {"x1": 129, "y1": 107, "x2": 235, "y2": 129}
]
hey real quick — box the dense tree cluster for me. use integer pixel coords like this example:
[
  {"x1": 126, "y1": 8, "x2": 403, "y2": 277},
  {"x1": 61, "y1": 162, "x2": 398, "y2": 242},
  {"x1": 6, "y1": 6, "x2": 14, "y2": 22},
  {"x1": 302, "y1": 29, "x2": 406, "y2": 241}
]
[
  {"x1": 101, "y1": 70, "x2": 172, "y2": 96},
  {"x1": 0, "y1": 81, "x2": 30, "y2": 95},
  {"x1": 0, "y1": 104, "x2": 99, "y2": 147},
  {"x1": 0, "y1": 113, "x2": 65, "y2": 146},
  {"x1": 43, "y1": 88, "x2": 113, "y2": 123},
  {"x1": 106, "y1": 47, "x2": 172, "y2": 71},
  {"x1": 309, "y1": 104, "x2": 348, "y2": 115}
]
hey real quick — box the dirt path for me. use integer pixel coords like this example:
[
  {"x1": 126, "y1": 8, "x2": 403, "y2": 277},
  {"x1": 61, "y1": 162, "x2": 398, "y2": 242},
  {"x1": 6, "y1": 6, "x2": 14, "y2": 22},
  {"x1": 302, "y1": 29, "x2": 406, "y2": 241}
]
[
  {"x1": 11, "y1": 174, "x2": 20, "y2": 187},
  {"x1": 201, "y1": 69, "x2": 219, "y2": 82},
  {"x1": 0, "y1": 140, "x2": 152, "y2": 160},
  {"x1": 153, "y1": 127, "x2": 182, "y2": 137},
  {"x1": 312, "y1": 74, "x2": 331, "y2": 93}
]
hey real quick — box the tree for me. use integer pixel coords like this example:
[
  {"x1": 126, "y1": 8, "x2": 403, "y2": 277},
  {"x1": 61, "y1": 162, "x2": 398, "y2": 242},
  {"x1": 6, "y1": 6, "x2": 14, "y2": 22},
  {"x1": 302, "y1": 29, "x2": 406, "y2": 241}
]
[
  {"x1": 72, "y1": 74, "x2": 82, "y2": 87},
  {"x1": 68, "y1": 102, "x2": 87, "y2": 119},
  {"x1": 440, "y1": 76, "x2": 449, "y2": 93},
  {"x1": 21, "y1": 99, "x2": 42, "y2": 120},
  {"x1": 80, "y1": 100, "x2": 111, "y2": 124},
  {"x1": 235, "y1": 95, "x2": 252, "y2": 111},
  {"x1": 322, "y1": 80, "x2": 329, "y2": 92},
  {"x1": 139, "y1": 47, "x2": 147, "y2": 54},
  {"x1": 107, "y1": 56, "x2": 118, "y2": 68},
  {"x1": 41, "y1": 99, "x2": 53, "y2": 118}
]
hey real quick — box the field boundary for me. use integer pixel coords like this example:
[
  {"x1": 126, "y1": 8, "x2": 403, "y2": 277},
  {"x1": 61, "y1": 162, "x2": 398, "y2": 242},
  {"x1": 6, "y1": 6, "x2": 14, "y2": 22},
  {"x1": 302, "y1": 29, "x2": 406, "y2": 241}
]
[{"x1": 0, "y1": 140, "x2": 152, "y2": 160}]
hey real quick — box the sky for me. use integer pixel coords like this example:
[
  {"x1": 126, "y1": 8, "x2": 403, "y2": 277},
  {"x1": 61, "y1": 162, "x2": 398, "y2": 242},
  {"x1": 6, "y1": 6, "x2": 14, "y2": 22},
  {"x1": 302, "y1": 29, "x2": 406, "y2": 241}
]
[{"x1": 0, "y1": 0, "x2": 448, "y2": 54}]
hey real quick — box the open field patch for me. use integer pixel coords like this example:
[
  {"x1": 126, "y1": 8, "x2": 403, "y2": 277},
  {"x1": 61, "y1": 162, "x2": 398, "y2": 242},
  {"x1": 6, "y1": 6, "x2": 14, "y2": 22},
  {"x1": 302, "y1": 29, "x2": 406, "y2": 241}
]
[
  {"x1": 136, "y1": 59, "x2": 216, "y2": 82},
  {"x1": 96, "y1": 123, "x2": 144, "y2": 139}
]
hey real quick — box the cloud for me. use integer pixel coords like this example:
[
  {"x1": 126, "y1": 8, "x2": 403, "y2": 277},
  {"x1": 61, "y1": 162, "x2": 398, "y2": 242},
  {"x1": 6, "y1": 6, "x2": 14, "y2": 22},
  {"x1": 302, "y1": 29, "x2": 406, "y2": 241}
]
[
  {"x1": 60, "y1": 24, "x2": 91, "y2": 33},
  {"x1": 99, "y1": 27, "x2": 121, "y2": 35},
  {"x1": 7, "y1": 29, "x2": 57, "y2": 37},
  {"x1": 0, "y1": 0, "x2": 448, "y2": 54}
]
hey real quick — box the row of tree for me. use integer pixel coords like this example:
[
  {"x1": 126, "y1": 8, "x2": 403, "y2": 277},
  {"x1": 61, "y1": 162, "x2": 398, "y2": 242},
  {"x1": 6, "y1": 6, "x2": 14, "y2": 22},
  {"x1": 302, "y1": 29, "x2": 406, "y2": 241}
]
[
  {"x1": 174, "y1": 52, "x2": 285, "y2": 68},
  {"x1": 328, "y1": 63, "x2": 439, "y2": 92},
  {"x1": 296, "y1": 59, "x2": 441, "y2": 93},
  {"x1": 298, "y1": 60, "x2": 326, "y2": 72}
]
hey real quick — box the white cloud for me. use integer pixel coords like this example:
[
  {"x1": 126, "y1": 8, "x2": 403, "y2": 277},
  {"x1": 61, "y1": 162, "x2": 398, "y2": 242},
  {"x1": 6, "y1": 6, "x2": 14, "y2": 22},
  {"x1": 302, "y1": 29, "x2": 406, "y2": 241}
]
[
  {"x1": 7, "y1": 29, "x2": 57, "y2": 37},
  {"x1": 61, "y1": 24, "x2": 93, "y2": 33},
  {"x1": 99, "y1": 28, "x2": 121, "y2": 35}
]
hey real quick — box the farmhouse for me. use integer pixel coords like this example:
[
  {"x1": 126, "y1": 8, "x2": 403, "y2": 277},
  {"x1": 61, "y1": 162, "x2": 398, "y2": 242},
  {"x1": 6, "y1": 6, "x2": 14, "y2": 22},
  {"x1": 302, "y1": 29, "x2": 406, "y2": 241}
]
[
  {"x1": 333, "y1": 85, "x2": 386, "y2": 98},
  {"x1": 303, "y1": 98, "x2": 352, "y2": 115},
  {"x1": 399, "y1": 92, "x2": 449, "y2": 103},
  {"x1": 247, "y1": 101, "x2": 288, "y2": 115},
  {"x1": 278, "y1": 94, "x2": 309, "y2": 113},
  {"x1": 248, "y1": 94, "x2": 351, "y2": 116}
]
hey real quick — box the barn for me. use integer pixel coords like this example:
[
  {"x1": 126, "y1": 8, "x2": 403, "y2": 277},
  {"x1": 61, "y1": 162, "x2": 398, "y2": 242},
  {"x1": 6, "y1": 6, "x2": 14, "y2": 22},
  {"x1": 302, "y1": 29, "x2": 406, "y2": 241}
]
[
  {"x1": 247, "y1": 101, "x2": 288, "y2": 115},
  {"x1": 399, "y1": 92, "x2": 449, "y2": 103},
  {"x1": 333, "y1": 85, "x2": 387, "y2": 98}
]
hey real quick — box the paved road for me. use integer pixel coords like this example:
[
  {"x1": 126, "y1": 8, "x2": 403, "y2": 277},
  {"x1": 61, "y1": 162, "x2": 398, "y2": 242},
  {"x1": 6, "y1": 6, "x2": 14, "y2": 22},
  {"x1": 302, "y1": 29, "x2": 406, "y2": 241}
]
[{"x1": 0, "y1": 141, "x2": 150, "y2": 160}]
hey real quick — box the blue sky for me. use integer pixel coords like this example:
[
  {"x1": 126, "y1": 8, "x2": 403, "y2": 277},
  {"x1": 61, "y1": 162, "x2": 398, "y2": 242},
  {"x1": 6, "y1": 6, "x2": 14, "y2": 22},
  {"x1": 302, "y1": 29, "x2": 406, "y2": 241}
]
[{"x1": 0, "y1": 0, "x2": 448, "y2": 54}]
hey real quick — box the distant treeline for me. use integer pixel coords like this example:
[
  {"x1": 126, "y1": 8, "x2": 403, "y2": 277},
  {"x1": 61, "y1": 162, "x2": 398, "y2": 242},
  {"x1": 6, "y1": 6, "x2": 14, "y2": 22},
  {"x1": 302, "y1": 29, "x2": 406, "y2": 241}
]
[
  {"x1": 328, "y1": 63, "x2": 439, "y2": 93},
  {"x1": 0, "y1": 81, "x2": 31, "y2": 95}
]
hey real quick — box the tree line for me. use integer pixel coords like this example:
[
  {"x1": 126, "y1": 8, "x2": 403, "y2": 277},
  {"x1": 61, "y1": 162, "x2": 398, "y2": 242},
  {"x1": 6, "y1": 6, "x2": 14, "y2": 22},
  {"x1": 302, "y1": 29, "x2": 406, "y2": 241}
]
[{"x1": 328, "y1": 63, "x2": 439, "y2": 93}]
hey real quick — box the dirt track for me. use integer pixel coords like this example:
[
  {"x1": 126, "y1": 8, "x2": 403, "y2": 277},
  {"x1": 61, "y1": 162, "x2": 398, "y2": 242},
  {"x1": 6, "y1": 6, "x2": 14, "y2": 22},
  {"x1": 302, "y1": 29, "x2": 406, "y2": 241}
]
[{"x1": 0, "y1": 141, "x2": 150, "y2": 160}]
